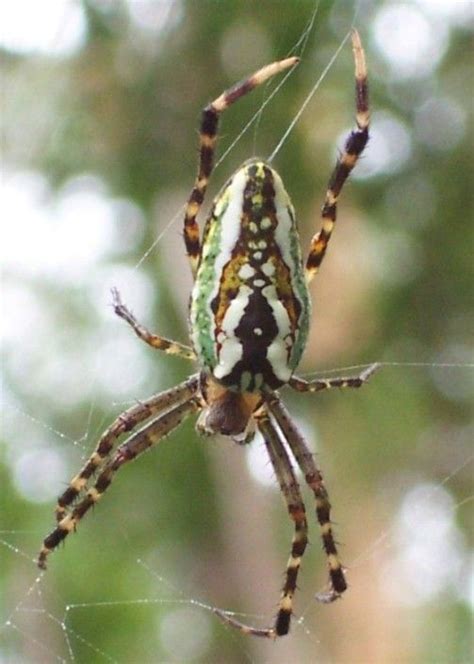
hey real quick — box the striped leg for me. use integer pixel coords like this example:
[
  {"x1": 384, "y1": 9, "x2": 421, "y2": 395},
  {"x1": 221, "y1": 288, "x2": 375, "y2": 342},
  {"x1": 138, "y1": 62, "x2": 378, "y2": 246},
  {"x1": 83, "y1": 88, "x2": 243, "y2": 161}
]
[
  {"x1": 53, "y1": 375, "x2": 199, "y2": 523},
  {"x1": 215, "y1": 406, "x2": 308, "y2": 638},
  {"x1": 112, "y1": 288, "x2": 196, "y2": 360},
  {"x1": 267, "y1": 394, "x2": 346, "y2": 603},
  {"x1": 289, "y1": 362, "x2": 379, "y2": 393},
  {"x1": 305, "y1": 29, "x2": 369, "y2": 283},
  {"x1": 184, "y1": 56, "x2": 300, "y2": 278},
  {"x1": 38, "y1": 395, "x2": 199, "y2": 569}
]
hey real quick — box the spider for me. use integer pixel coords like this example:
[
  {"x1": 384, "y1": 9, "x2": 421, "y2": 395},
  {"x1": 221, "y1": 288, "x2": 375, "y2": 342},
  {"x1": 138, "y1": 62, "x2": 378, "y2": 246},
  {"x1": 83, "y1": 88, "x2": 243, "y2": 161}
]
[{"x1": 38, "y1": 30, "x2": 377, "y2": 639}]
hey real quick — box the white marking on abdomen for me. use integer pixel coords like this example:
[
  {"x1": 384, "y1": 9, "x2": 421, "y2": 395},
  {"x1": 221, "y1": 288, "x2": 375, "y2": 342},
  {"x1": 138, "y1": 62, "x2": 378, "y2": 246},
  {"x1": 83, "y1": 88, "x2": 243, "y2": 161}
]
[
  {"x1": 213, "y1": 284, "x2": 252, "y2": 380},
  {"x1": 238, "y1": 263, "x2": 256, "y2": 279},
  {"x1": 261, "y1": 284, "x2": 293, "y2": 381},
  {"x1": 192, "y1": 169, "x2": 248, "y2": 360}
]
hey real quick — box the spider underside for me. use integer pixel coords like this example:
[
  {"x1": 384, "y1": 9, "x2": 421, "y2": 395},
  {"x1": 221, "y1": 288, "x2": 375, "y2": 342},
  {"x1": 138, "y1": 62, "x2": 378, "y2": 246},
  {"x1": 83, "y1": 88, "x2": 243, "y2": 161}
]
[{"x1": 38, "y1": 30, "x2": 376, "y2": 639}]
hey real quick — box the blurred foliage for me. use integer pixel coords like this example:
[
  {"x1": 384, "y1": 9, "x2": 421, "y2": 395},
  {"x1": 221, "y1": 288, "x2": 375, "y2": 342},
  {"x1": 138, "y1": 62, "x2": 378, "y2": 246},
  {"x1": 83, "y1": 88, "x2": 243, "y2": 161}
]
[{"x1": 2, "y1": 1, "x2": 473, "y2": 663}]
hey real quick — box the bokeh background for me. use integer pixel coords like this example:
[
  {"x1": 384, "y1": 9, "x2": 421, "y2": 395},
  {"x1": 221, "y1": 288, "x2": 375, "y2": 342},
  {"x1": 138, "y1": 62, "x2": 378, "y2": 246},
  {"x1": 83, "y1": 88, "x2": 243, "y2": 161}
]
[{"x1": 2, "y1": 1, "x2": 473, "y2": 662}]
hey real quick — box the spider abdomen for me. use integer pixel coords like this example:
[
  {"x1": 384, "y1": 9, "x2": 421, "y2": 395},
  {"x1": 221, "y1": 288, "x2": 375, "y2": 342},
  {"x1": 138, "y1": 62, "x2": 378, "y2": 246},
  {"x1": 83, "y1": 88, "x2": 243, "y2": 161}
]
[{"x1": 190, "y1": 159, "x2": 310, "y2": 391}]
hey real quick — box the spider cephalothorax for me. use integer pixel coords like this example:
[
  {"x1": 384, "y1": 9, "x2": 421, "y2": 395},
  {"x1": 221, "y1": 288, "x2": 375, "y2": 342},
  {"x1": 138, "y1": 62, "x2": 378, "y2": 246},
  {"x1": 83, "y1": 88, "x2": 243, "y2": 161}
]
[
  {"x1": 39, "y1": 31, "x2": 378, "y2": 639},
  {"x1": 196, "y1": 373, "x2": 262, "y2": 440}
]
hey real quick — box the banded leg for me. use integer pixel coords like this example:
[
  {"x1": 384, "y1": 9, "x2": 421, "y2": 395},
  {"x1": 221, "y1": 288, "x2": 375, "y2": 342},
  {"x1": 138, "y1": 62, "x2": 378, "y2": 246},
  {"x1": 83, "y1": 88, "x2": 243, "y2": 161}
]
[
  {"x1": 54, "y1": 375, "x2": 199, "y2": 522},
  {"x1": 38, "y1": 396, "x2": 199, "y2": 569},
  {"x1": 215, "y1": 406, "x2": 308, "y2": 638},
  {"x1": 305, "y1": 29, "x2": 369, "y2": 283},
  {"x1": 289, "y1": 362, "x2": 379, "y2": 393},
  {"x1": 184, "y1": 56, "x2": 300, "y2": 277},
  {"x1": 267, "y1": 394, "x2": 346, "y2": 602},
  {"x1": 112, "y1": 288, "x2": 196, "y2": 360}
]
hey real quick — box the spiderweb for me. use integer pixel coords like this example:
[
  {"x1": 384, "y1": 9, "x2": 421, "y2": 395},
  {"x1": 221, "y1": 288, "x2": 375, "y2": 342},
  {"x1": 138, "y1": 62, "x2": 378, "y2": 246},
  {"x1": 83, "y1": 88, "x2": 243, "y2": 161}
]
[{"x1": 2, "y1": 1, "x2": 473, "y2": 662}]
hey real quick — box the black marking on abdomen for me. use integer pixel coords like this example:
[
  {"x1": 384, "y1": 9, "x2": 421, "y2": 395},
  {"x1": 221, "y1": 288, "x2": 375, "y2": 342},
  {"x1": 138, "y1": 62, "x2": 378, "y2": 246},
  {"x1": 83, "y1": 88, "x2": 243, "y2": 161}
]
[{"x1": 220, "y1": 287, "x2": 284, "y2": 391}]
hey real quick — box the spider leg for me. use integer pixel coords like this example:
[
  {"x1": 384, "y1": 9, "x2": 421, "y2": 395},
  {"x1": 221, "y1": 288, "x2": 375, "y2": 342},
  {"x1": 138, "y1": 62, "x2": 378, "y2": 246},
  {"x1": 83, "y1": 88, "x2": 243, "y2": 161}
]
[
  {"x1": 38, "y1": 394, "x2": 199, "y2": 569},
  {"x1": 267, "y1": 393, "x2": 346, "y2": 603},
  {"x1": 112, "y1": 288, "x2": 196, "y2": 360},
  {"x1": 54, "y1": 375, "x2": 199, "y2": 522},
  {"x1": 289, "y1": 362, "x2": 379, "y2": 393},
  {"x1": 215, "y1": 405, "x2": 308, "y2": 638},
  {"x1": 184, "y1": 56, "x2": 300, "y2": 278},
  {"x1": 305, "y1": 29, "x2": 369, "y2": 283}
]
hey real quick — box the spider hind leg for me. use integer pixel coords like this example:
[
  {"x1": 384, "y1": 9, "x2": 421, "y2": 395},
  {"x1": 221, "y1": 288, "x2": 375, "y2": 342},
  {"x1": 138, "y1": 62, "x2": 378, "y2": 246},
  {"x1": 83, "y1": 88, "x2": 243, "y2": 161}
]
[
  {"x1": 267, "y1": 392, "x2": 348, "y2": 602},
  {"x1": 38, "y1": 378, "x2": 200, "y2": 569},
  {"x1": 215, "y1": 404, "x2": 308, "y2": 639}
]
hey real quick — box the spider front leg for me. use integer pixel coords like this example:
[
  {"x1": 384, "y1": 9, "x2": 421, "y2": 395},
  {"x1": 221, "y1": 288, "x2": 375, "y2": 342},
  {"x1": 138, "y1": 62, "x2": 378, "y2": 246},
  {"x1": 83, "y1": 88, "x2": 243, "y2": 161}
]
[
  {"x1": 51, "y1": 375, "x2": 198, "y2": 521},
  {"x1": 305, "y1": 29, "x2": 369, "y2": 283},
  {"x1": 267, "y1": 394, "x2": 346, "y2": 603},
  {"x1": 184, "y1": 56, "x2": 299, "y2": 278},
  {"x1": 112, "y1": 288, "x2": 196, "y2": 360},
  {"x1": 215, "y1": 405, "x2": 308, "y2": 639},
  {"x1": 38, "y1": 394, "x2": 199, "y2": 569},
  {"x1": 289, "y1": 362, "x2": 380, "y2": 393}
]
